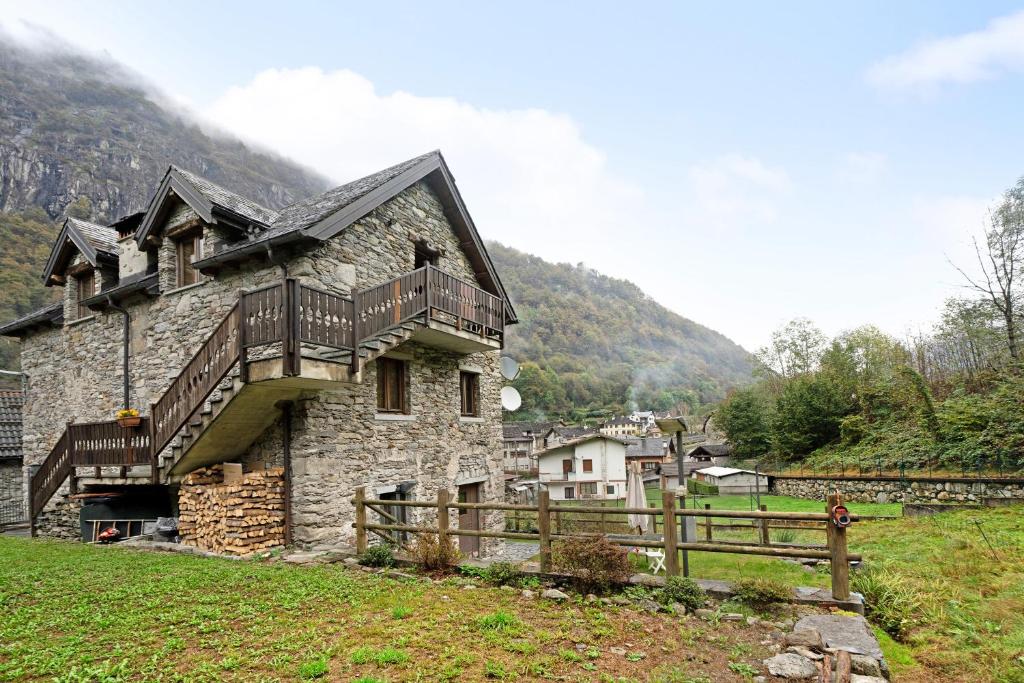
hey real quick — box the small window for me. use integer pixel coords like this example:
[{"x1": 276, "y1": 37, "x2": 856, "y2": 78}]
[
  {"x1": 582, "y1": 459, "x2": 593, "y2": 473},
  {"x1": 564, "y1": 487, "x2": 575, "y2": 499},
  {"x1": 562, "y1": 458, "x2": 573, "y2": 475},
  {"x1": 74, "y1": 270, "x2": 95, "y2": 319},
  {"x1": 377, "y1": 357, "x2": 409, "y2": 413},
  {"x1": 175, "y1": 231, "x2": 204, "y2": 287},
  {"x1": 414, "y1": 242, "x2": 439, "y2": 269},
  {"x1": 580, "y1": 482, "x2": 597, "y2": 495},
  {"x1": 460, "y1": 371, "x2": 480, "y2": 417},
  {"x1": 606, "y1": 485, "x2": 615, "y2": 495}
]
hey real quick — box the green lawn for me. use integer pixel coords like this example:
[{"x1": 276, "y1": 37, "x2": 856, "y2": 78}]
[{"x1": 0, "y1": 538, "x2": 778, "y2": 682}]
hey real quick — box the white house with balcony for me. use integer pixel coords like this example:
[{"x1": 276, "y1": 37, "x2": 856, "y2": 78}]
[{"x1": 537, "y1": 434, "x2": 627, "y2": 501}]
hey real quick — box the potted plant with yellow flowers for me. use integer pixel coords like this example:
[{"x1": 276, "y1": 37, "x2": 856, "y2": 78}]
[{"x1": 115, "y1": 408, "x2": 141, "y2": 428}]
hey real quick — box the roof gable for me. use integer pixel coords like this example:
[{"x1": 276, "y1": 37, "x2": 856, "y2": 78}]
[
  {"x1": 135, "y1": 166, "x2": 279, "y2": 246},
  {"x1": 192, "y1": 151, "x2": 517, "y2": 322},
  {"x1": 42, "y1": 218, "x2": 118, "y2": 286}
]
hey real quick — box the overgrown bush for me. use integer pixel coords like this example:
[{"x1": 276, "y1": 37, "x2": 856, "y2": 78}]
[
  {"x1": 732, "y1": 578, "x2": 791, "y2": 609},
  {"x1": 852, "y1": 565, "x2": 921, "y2": 640},
  {"x1": 483, "y1": 562, "x2": 521, "y2": 586},
  {"x1": 772, "y1": 528, "x2": 797, "y2": 544},
  {"x1": 406, "y1": 533, "x2": 460, "y2": 572},
  {"x1": 358, "y1": 544, "x2": 395, "y2": 568},
  {"x1": 552, "y1": 535, "x2": 632, "y2": 594},
  {"x1": 657, "y1": 576, "x2": 707, "y2": 611},
  {"x1": 690, "y1": 480, "x2": 719, "y2": 496}
]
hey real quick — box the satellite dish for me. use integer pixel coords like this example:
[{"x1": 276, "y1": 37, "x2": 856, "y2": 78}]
[
  {"x1": 501, "y1": 386, "x2": 522, "y2": 411},
  {"x1": 500, "y1": 356, "x2": 520, "y2": 381}
]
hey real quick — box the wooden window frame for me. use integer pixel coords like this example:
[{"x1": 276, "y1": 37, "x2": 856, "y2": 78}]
[
  {"x1": 377, "y1": 357, "x2": 409, "y2": 414},
  {"x1": 74, "y1": 270, "x2": 95, "y2": 320},
  {"x1": 563, "y1": 487, "x2": 575, "y2": 500},
  {"x1": 562, "y1": 458, "x2": 573, "y2": 475},
  {"x1": 459, "y1": 371, "x2": 480, "y2": 417},
  {"x1": 174, "y1": 230, "x2": 204, "y2": 288},
  {"x1": 580, "y1": 482, "x2": 597, "y2": 495},
  {"x1": 582, "y1": 459, "x2": 593, "y2": 473}
]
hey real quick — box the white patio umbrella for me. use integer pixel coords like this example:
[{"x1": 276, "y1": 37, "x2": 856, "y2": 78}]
[{"x1": 626, "y1": 462, "x2": 650, "y2": 535}]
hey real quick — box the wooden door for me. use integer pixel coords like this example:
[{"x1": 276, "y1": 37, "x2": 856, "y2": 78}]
[{"x1": 457, "y1": 483, "x2": 481, "y2": 556}]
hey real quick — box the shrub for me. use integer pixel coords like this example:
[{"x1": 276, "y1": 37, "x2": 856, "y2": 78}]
[
  {"x1": 852, "y1": 565, "x2": 921, "y2": 640},
  {"x1": 483, "y1": 562, "x2": 520, "y2": 586},
  {"x1": 552, "y1": 535, "x2": 632, "y2": 594},
  {"x1": 690, "y1": 480, "x2": 719, "y2": 496},
  {"x1": 358, "y1": 544, "x2": 396, "y2": 568},
  {"x1": 406, "y1": 533, "x2": 460, "y2": 572},
  {"x1": 733, "y1": 578, "x2": 791, "y2": 609},
  {"x1": 658, "y1": 576, "x2": 707, "y2": 611}
]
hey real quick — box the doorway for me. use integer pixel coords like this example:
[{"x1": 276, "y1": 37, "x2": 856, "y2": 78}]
[{"x1": 457, "y1": 482, "x2": 481, "y2": 556}]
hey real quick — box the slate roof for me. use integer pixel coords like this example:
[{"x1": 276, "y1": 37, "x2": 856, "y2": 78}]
[
  {"x1": 687, "y1": 443, "x2": 732, "y2": 458},
  {"x1": 623, "y1": 436, "x2": 670, "y2": 458},
  {"x1": 67, "y1": 218, "x2": 118, "y2": 254},
  {"x1": 174, "y1": 167, "x2": 280, "y2": 226},
  {"x1": 0, "y1": 302, "x2": 64, "y2": 337},
  {"x1": 0, "y1": 390, "x2": 23, "y2": 460},
  {"x1": 503, "y1": 421, "x2": 558, "y2": 440},
  {"x1": 546, "y1": 426, "x2": 595, "y2": 441}
]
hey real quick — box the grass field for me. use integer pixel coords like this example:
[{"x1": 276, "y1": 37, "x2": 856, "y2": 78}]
[{"x1": 0, "y1": 538, "x2": 780, "y2": 683}]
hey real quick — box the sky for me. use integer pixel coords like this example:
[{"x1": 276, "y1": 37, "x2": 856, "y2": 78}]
[{"x1": 3, "y1": 1, "x2": 1024, "y2": 352}]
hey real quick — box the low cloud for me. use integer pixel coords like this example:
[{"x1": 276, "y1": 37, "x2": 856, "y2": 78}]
[
  {"x1": 686, "y1": 154, "x2": 792, "y2": 226},
  {"x1": 204, "y1": 67, "x2": 644, "y2": 263},
  {"x1": 867, "y1": 10, "x2": 1024, "y2": 89}
]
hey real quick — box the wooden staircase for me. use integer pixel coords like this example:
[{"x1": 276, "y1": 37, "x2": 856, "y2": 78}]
[{"x1": 28, "y1": 265, "x2": 507, "y2": 524}]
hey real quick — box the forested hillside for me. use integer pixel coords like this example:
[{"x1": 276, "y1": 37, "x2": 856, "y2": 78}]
[
  {"x1": 492, "y1": 243, "x2": 753, "y2": 420},
  {"x1": 716, "y1": 178, "x2": 1024, "y2": 472}
]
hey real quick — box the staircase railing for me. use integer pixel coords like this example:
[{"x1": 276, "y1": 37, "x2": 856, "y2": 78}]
[
  {"x1": 28, "y1": 268, "x2": 506, "y2": 521},
  {"x1": 29, "y1": 419, "x2": 152, "y2": 519}
]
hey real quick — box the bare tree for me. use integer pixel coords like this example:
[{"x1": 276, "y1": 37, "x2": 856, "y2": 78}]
[{"x1": 950, "y1": 178, "x2": 1024, "y2": 363}]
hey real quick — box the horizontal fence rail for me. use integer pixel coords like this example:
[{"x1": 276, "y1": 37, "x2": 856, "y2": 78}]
[{"x1": 352, "y1": 487, "x2": 859, "y2": 600}]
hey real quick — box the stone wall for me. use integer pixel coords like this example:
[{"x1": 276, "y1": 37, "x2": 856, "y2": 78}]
[
  {"x1": 770, "y1": 475, "x2": 1024, "y2": 505},
  {"x1": 0, "y1": 460, "x2": 23, "y2": 521}
]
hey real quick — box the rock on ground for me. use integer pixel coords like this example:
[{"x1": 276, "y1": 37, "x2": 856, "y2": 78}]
[
  {"x1": 541, "y1": 588, "x2": 569, "y2": 601},
  {"x1": 763, "y1": 653, "x2": 819, "y2": 679}
]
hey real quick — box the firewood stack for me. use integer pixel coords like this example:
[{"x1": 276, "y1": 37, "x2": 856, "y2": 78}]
[{"x1": 178, "y1": 464, "x2": 286, "y2": 556}]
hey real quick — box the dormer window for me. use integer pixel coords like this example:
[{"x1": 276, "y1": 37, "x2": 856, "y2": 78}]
[
  {"x1": 175, "y1": 230, "x2": 204, "y2": 287},
  {"x1": 74, "y1": 270, "x2": 95, "y2": 319}
]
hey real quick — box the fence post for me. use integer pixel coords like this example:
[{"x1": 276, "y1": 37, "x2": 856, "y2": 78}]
[
  {"x1": 282, "y1": 278, "x2": 301, "y2": 376},
  {"x1": 149, "y1": 404, "x2": 159, "y2": 484},
  {"x1": 538, "y1": 489, "x2": 551, "y2": 572},
  {"x1": 662, "y1": 490, "x2": 679, "y2": 576},
  {"x1": 437, "y1": 488, "x2": 450, "y2": 549},
  {"x1": 759, "y1": 504, "x2": 770, "y2": 545},
  {"x1": 238, "y1": 292, "x2": 249, "y2": 384},
  {"x1": 704, "y1": 503, "x2": 712, "y2": 541},
  {"x1": 354, "y1": 486, "x2": 367, "y2": 554},
  {"x1": 827, "y1": 490, "x2": 850, "y2": 600}
]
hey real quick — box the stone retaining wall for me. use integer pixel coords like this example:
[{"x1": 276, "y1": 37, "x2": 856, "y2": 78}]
[{"x1": 770, "y1": 475, "x2": 1024, "y2": 505}]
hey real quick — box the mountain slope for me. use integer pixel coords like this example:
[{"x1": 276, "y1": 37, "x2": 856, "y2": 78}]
[
  {"x1": 0, "y1": 35, "x2": 330, "y2": 222},
  {"x1": 492, "y1": 243, "x2": 753, "y2": 419}
]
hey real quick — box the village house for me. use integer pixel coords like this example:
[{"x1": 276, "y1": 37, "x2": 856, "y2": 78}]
[
  {"x1": 0, "y1": 389, "x2": 24, "y2": 525},
  {"x1": 542, "y1": 425, "x2": 595, "y2": 449},
  {"x1": 623, "y1": 435, "x2": 671, "y2": 472},
  {"x1": 0, "y1": 151, "x2": 517, "y2": 557},
  {"x1": 501, "y1": 420, "x2": 557, "y2": 472},
  {"x1": 537, "y1": 434, "x2": 627, "y2": 501}
]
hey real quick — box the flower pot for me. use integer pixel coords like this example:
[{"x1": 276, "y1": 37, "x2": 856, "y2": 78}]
[{"x1": 117, "y1": 416, "x2": 142, "y2": 428}]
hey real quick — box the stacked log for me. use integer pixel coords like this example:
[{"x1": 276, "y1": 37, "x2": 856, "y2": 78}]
[{"x1": 178, "y1": 465, "x2": 286, "y2": 556}]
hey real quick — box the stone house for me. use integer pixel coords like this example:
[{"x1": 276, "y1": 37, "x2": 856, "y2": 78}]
[
  {"x1": 501, "y1": 420, "x2": 557, "y2": 472},
  {"x1": 0, "y1": 150, "x2": 517, "y2": 556},
  {"x1": 537, "y1": 434, "x2": 627, "y2": 501},
  {"x1": 0, "y1": 388, "x2": 24, "y2": 524}
]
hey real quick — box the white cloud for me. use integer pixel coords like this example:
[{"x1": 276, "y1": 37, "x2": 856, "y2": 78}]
[
  {"x1": 686, "y1": 154, "x2": 792, "y2": 225},
  {"x1": 838, "y1": 152, "x2": 887, "y2": 184},
  {"x1": 203, "y1": 67, "x2": 644, "y2": 265},
  {"x1": 867, "y1": 10, "x2": 1024, "y2": 88}
]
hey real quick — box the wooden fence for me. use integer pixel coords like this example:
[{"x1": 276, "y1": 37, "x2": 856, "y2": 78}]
[{"x1": 353, "y1": 487, "x2": 860, "y2": 600}]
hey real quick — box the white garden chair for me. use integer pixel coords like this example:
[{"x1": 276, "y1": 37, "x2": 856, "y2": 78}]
[{"x1": 631, "y1": 547, "x2": 666, "y2": 574}]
